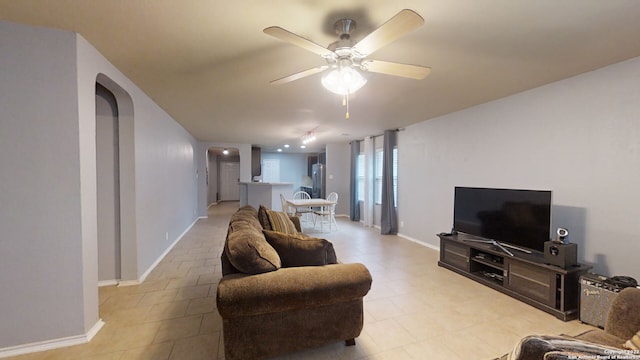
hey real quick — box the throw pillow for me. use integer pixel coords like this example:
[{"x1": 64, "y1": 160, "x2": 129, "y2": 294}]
[
  {"x1": 624, "y1": 330, "x2": 640, "y2": 350},
  {"x1": 263, "y1": 230, "x2": 336, "y2": 267},
  {"x1": 266, "y1": 208, "x2": 298, "y2": 234},
  {"x1": 258, "y1": 205, "x2": 272, "y2": 230},
  {"x1": 289, "y1": 215, "x2": 302, "y2": 233},
  {"x1": 225, "y1": 221, "x2": 281, "y2": 274}
]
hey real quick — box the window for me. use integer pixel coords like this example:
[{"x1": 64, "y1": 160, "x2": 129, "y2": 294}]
[
  {"x1": 375, "y1": 147, "x2": 398, "y2": 206},
  {"x1": 261, "y1": 159, "x2": 280, "y2": 183},
  {"x1": 392, "y1": 147, "x2": 398, "y2": 207},
  {"x1": 356, "y1": 145, "x2": 397, "y2": 207},
  {"x1": 375, "y1": 149, "x2": 383, "y2": 204}
]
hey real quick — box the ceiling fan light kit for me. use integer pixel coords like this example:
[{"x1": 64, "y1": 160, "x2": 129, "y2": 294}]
[
  {"x1": 321, "y1": 66, "x2": 367, "y2": 95},
  {"x1": 264, "y1": 9, "x2": 431, "y2": 118}
]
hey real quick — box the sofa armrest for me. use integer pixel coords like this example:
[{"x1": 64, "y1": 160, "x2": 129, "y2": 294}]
[{"x1": 216, "y1": 263, "x2": 372, "y2": 318}]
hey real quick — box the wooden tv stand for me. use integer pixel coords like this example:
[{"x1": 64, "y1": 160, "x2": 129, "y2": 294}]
[{"x1": 437, "y1": 233, "x2": 590, "y2": 321}]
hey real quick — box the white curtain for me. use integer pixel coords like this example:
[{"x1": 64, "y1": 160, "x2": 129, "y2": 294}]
[{"x1": 363, "y1": 136, "x2": 375, "y2": 227}]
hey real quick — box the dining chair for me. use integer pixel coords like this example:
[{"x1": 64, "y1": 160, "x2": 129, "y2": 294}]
[
  {"x1": 313, "y1": 192, "x2": 338, "y2": 232},
  {"x1": 280, "y1": 193, "x2": 294, "y2": 216},
  {"x1": 292, "y1": 190, "x2": 313, "y2": 222}
]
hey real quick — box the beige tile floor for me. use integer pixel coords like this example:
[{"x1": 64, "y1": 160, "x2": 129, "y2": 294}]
[{"x1": 6, "y1": 201, "x2": 593, "y2": 360}]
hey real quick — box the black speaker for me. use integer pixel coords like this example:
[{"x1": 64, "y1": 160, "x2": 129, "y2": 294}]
[{"x1": 544, "y1": 241, "x2": 577, "y2": 268}]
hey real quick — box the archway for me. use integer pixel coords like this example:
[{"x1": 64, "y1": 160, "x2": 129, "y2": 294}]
[
  {"x1": 206, "y1": 147, "x2": 240, "y2": 205},
  {"x1": 95, "y1": 84, "x2": 121, "y2": 284},
  {"x1": 95, "y1": 74, "x2": 137, "y2": 284}
]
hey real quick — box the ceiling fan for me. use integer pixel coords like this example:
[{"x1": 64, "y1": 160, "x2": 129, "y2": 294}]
[{"x1": 263, "y1": 9, "x2": 432, "y2": 94}]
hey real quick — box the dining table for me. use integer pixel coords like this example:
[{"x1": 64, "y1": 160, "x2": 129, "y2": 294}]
[{"x1": 285, "y1": 198, "x2": 335, "y2": 216}]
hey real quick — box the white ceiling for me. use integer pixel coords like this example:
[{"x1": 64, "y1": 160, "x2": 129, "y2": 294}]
[{"x1": 2, "y1": 1, "x2": 640, "y2": 152}]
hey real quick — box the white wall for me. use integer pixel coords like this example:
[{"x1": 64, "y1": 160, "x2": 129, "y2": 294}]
[
  {"x1": 0, "y1": 20, "x2": 200, "y2": 352},
  {"x1": 261, "y1": 152, "x2": 310, "y2": 193},
  {"x1": 398, "y1": 56, "x2": 640, "y2": 279}
]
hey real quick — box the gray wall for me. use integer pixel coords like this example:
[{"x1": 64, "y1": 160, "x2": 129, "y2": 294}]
[
  {"x1": 326, "y1": 142, "x2": 350, "y2": 216},
  {"x1": 398, "y1": 56, "x2": 640, "y2": 279},
  {"x1": 96, "y1": 85, "x2": 120, "y2": 283},
  {"x1": 0, "y1": 20, "x2": 87, "y2": 348},
  {"x1": 77, "y1": 33, "x2": 199, "y2": 284},
  {"x1": 207, "y1": 150, "x2": 219, "y2": 205},
  {"x1": 1, "y1": 20, "x2": 199, "y2": 351}
]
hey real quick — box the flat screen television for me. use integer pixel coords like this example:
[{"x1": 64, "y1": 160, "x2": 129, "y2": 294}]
[{"x1": 453, "y1": 187, "x2": 552, "y2": 253}]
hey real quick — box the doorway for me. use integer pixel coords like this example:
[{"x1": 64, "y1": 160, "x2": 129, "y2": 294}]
[
  {"x1": 220, "y1": 161, "x2": 240, "y2": 201},
  {"x1": 206, "y1": 147, "x2": 240, "y2": 204}
]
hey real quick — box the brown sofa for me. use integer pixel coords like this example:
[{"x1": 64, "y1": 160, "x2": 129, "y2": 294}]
[
  {"x1": 216, "y1": 205, "x2": 372, "y2": 360},
  {"x1": 502, "y1": 287, "x2": 640, "y2": 359}
]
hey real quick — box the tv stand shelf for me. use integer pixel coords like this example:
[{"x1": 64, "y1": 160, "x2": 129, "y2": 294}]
[{"x1": 438, "y1": 234, "x2": 590, "y2": 321}]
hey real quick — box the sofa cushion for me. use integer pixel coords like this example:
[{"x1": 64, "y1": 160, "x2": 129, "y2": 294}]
[
  {"x1": 263, "y1": 230, "x2": 337, "y2": 267},
  {"x1": 237, "y1": 204, "x2": 258, "y2": 216},
  {"x1": 258, "y1": 205, "x2": 272, "y2": 230},
  {"x1": 624, "y1": 330, "x2": 640, "y2": 350},
  {"x1": 230, "y1": 207, "x2": 262, "y2": 231},
  {"x1": 226, "y1": 221, "x2": 281, "y2": 274},
  {"x1": 266, "y1": 208, "x2": 298, "y2": 234}
]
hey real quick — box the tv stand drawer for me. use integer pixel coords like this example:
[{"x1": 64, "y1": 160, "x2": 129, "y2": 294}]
[
  {"x1": 441, "y1": 238, "x2": 469, "y2": 271},
  {"x1": 505, "y1": 259, "x2": 556, "y2": 307}
]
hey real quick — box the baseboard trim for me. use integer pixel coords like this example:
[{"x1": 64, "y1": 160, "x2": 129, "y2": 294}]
[
  {"x1": 117, "y1": 279, "x2": 139, "y2": 287},
  {"x1": 0, "y1": 319, "x2": 104, "y2": 359},
  {"x1": 119, "y1": 217, "x2": 200, "y2": 287},
  {"x1": 349, "y1": 218, "x2": 439, "y2": 251},
  {"x1": 98, "y1": 279, "x2": 119, "y2": 287},
  {"x1": 86, "y1": 319, "x2": 105, "y2": 342},
  {"x1": 397, "y1": 232, "x2": 439, "y2": 251}
]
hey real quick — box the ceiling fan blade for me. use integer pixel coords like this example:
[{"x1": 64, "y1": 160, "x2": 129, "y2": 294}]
[
  {"x1": 352, "y1": 9, "x2": 424, "y2": 56},
  {"x1": 271, "y1": 65, "x2": 329, "y2": 85},
  {"x1": 264, "y1": 26, "x2": 335, "y2": 57},
  {"x1": 363, "y1": 60, "x2": 431, "y2": 80}
]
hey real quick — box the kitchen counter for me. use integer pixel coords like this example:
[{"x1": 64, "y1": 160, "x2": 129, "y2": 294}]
[{"x1": 239, "y1": 182, "x2": 294, "y2": 210}]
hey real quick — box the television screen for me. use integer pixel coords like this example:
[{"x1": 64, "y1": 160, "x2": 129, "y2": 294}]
[{"x1": 453, "y1": 187, "x2": 552, "y2": 252}]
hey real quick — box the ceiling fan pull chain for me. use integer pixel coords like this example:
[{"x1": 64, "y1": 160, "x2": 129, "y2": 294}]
[{"x1": 345, "y1": 92, "x2": 350, "y2": 119}]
